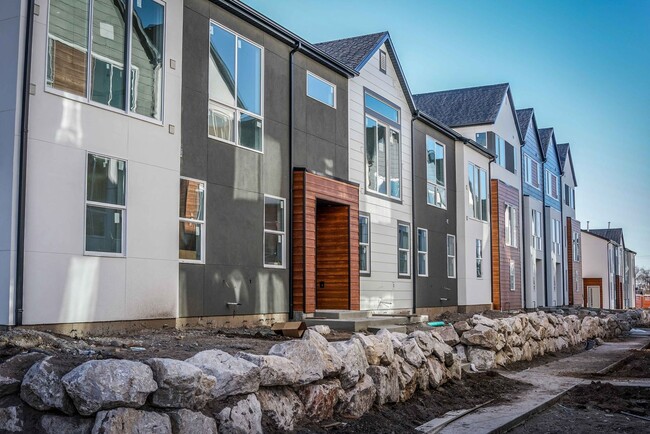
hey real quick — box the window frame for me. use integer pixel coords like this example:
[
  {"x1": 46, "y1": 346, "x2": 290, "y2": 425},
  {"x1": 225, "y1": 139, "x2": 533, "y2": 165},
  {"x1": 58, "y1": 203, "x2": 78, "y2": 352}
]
[
  {"x1": 447, "y1": 234, "x2": 456, "y2": 279},
  {"x1": 359, "y1": 212, "x2": 371, "y2": 276},
  {"x1": 426, "y1": 136, "x2": 447, "y2": 209},
  {"x1": 468, "y1": 162, "x2": 488, "y2": 222},
  {"x1": 416, "y1": 228, "x2": 428, "y2": 277},
  {"x1": 476, "y1": 239, "x2": 483, "y2": 278},
  {"x1": 532, "y1": 209, "x2": 542, "y2": 251},
  {"x1": 505, "y1": 204, "x2": 518, "y2": 248},
  {"x1": 208, "y1": 20, "x2": 265, "y2": 153},
  {"x1": 509, "y1": 260, "x2": 516, "y2": 291},
  {"x1": 545, "y1": 169, "x2": 560, "y2": 200},
  {"x1": 263, "y1": 194, "x2": 286, "y2": 269},
  {"x1": 44, "y1": 0, "x2": 167, "y2": 125},
  {"x1": 179, "y1": 176, "x2": 206, "y2": 264},
  {"x1": 84, "y1": 152, "x2": 127, "y2": 257},
  {"x1": 552, "y1": 218, "x2": 562, "y2": 256},
  {"x1": 397, "y1": 221, "x2": 411, "y2": 278},
  {"x1": 573, "y1": 231, "x2": 581, "y2": 262},
  {"x1": 523, "y1": 154, "x2": 541, "y2": 190},
  {"x1": 379, "y1": 49, "x2": 387, "y2": 74},
  {"x1": 306, "y1": 71, "x2": 336, "y2": 108}
]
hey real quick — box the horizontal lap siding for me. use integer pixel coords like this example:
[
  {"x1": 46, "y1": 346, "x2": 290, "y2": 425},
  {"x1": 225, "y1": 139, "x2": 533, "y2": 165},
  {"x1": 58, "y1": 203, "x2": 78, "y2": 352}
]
[
  {"x1": 522, "y1": 122, "x2": 544, "y2": 202},
  {"x1": 567, "y1": 217, "x2": 584, "y2": 306}
]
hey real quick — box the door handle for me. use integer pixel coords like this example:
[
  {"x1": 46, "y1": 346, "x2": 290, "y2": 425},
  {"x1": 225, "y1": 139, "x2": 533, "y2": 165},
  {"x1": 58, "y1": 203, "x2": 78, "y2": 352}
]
[{"x1": 319, "y1": 281, "x2": 325, "y2": 288}]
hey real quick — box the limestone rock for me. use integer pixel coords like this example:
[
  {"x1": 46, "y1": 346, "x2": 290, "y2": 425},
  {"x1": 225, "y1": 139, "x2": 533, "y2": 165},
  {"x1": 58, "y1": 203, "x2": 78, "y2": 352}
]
[
  {"x1": 62, "y1": 360, "x2": 157, "y2": 416},
  {"x1": 352, "y1": 333, "x2": 394, "y2": 366},
  {"x1": 0, "y1": 406, "x2": 22, "y2": 432},
  {"x1": 0, "y1": 352, "x2": 47, "y2": 397},
  {"x1": 168, "y1": 409, "x2": 217, "y2": 434},
  {"x1": 470, "y1": 314, "x2": 497, "y2": 328},
  {"x1": 92, "y1": 408, "x2": 171, "y2": 434},
  {"x1": 268, "y1": 340, "x2": 325, "y2": 384},
  {"x1": 236, "y1": 353, "x2": 300, "y2": 387},
  {"x1": 335, "y1": 374, "x2": 376, "y2": 419},
  {"x1": 302, "y1": 330, "x2": 343, "y2": 377},
  {"x1": 415, "y1": 364, "x2": 430, "y2": 391},
  {"x1": 215, "y1": 394, "x2": 262, "y2": 434},
  {"x1": 429, "y1": 333, "x2": 455, "y2": 366},
  {"x1": 366, "y1": 364, "x2": 399, "y2": 405},
  {"x1": 435, "y1": 326, "x2": 460, "y2": 346},
  {"x1": 0, "y1": 377, "x2": 20, "y2": 398},
  {"x1": 408, "y1": 330, "x2": 436, "y2": 357},
  {"x1": 453, "y1": 320, "x2": 472, "y2": 334},
  {"x1": 461, "y1": 324, "x2": 504, "y2": 350},
  {"x1": 445, "y1": 356, "x2": 462, "y2": 380},
  {"x1": 397, "y1": 338, "x2": 426, "y2": 368},
  {"x1": 295, "y1": 379, "x2": 341, "y2": 422},
  {"x1": 185, "y1": 350, "x2": 260, "y2": 400},
  {"x1": 425, "y1": 357, "x2": 446, "y2": 388},
  {"x1": 329, "y1": 339, "x2": 369, "y2": 389},
  {"x1": 466, "y1": 347, "x2": 496, "y2": 370},
  {"x1": 256, "y1": 387, "x2": 304, "y2": 431},
  {"x1": 20, "y1": 356, "x2": 75, "y2": 414},
  {"x1": 146, "y1": 358, "x2": 216, "y2": 409},
  {"x1": 308, "y1": 325, "x2": 331, "y2": 335},
  {"x1": 40, "y1": 415, "x2": 94, "y2": 434}
]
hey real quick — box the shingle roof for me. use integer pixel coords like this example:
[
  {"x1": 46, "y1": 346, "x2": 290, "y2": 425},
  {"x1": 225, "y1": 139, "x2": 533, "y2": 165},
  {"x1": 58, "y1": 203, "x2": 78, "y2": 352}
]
[
  {"x1": 557, "y1": 143, "x2": 569, "y2": 168},
  {"x1": 315, "y1": 32, "x2": 388, "y2": 71},
  {"x1": 516, "y1": 108, "x2": 533, "y2": 132},
  {"x1": 589, "y1": 228, "x2": 624, "y2": 245},
  {"x1": 538, "y1": 127, "x2": 553, "y2": 154},
  {"x1": 413, "y1": 83, "x2": 510, "y2": 128}
]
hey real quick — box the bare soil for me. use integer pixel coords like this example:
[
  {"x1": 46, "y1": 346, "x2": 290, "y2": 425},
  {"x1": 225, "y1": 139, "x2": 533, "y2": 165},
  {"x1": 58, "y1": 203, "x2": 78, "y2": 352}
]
[
  {"x1": 605, "y1": 349, "x2": 650, "y2": 378},
  {"x1": 500, "y1": 342, "x2": 589, "y2": 371}
]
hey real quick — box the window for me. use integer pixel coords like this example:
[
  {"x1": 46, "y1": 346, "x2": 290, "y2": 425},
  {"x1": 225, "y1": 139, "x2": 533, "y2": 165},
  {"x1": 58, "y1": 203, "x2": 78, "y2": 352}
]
[
  {"x1": 571, "y1": 189, "x2": 575, "y2": 209},
  {"x1": 417, "y1": 228, "x2": 428, "y2": 277},
  {"x1": 565, "y1": 185, "x2": 576, "y2": 209},
  {"x1": 359, "y1": 214, "x2": 370, "y2": 274},
  {"x1": 85, "y1": 153, "x2": 126, "y2": 255},
  {"x1": 179, "y1": 178, "x2": 205, "y2": 262},
  {"x1": 476, "y1": 239, "x2": 483, "y2": 278},
  {"x1": 379, "y1": 50, "x2": 387, "y2": 73},
  {"x1": 523, "y1": 154, "x2": 541, "y2": 189},
  {"x1": 475, "y1": 133, "x2": 487, "y2": 147},
  {"x1": 447, "y1": 234, "x2": 456, "y2": 279},
  {"x1": 552, "y1": 218, "x2": 561, "y2": 256},
  {"x1": 505, "y1": 204, "x2": 518, "y2": 248},
  {"x1": 306, "y1": 71, "x2": 335, "y2": 108},
  {"x1": 532, "y1": 210, "x2": 542, "y2": 251},
  {"x1": 468, "y1": 163, "x2": 488, "y2": 221},
  {"x1": 209, "y1": 22, "x2": 263, "y2": 151},
  {"x1": 47, "y1": 0, "x2": 165, "y2": 120},
  {"x1": 365, "y1": 92, "x2": 401, "y2": 199},
  {"x1": 264, "y1": 196, "x2": 285, "y2": 267},
  {"x1": 509, "y1": 260, "x2": 516, "y2": 291},
  {"x1": 398, "y1": 223, "x2": 410, "y2": 277},
  {"x1": 545, "y1": 170, "x2": 560, "y2": 200},
  {"x1": 573, "y1": 231, "x2": 581, "y2": 262},
  {"x1": 426, "y1": 136, "x2": 446, "y2": 208},
  {"x1": 492, "y1": 133, "x2": 517, "y2": 173}
]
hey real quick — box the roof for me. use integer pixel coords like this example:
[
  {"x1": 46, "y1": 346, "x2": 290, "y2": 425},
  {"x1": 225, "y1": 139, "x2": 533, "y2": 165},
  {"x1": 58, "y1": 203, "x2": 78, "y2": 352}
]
[
  {"x1": 557, "y1": 143, "x2": 577, "y2": 186},
  {"x1": 582, "y1": 229, "x2": 617, "y2": 245},
  {"x1": 538, "y1": 128, "x2": 553, "y2": 154},
  {"x1": 316, "y1": 31, "x2": 416, "y2": 113},
  {"x1": 516, "y1": 108, "x2": 545, "y2": 159},
  {"x1": 588, "y1": 228, "x2": 624, "y2": 245}
]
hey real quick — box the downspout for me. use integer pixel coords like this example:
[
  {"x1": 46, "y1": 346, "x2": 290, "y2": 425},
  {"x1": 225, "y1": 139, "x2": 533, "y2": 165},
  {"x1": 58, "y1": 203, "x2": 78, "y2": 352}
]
[
  {"x1": 559, "y1": 172, "x2": 565, "y2": 306},
  {"x1": 541, "y1": 163, "x2": 549, "y2": 310},
  {"x1": 410, "y1": 113, "x2": 417, "y2": 313},
  {"x1": 488, "y1": 161, "x2": 494, "y2": 308},
  {"x1": 288, "y1": 41, "x2": 301, "y2": 320},
  {"x1": 520, "y1": 143, "x2": 527, "y2": 310},
  {"x1": 16, "y1": 0, "x2": 35, "y2": 327}
]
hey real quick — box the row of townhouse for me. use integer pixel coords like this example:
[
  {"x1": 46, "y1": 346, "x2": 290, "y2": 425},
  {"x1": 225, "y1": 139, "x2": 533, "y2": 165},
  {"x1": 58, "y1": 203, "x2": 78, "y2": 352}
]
[{"x1": 0, "y1": 0, "x2": 636, "y2": 329}]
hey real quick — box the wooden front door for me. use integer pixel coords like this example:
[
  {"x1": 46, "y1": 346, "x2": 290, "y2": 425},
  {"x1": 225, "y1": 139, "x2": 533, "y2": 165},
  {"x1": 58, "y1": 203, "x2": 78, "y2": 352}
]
[{"x1": 315, "y1": 202, "x2": 350, "y2": 310}]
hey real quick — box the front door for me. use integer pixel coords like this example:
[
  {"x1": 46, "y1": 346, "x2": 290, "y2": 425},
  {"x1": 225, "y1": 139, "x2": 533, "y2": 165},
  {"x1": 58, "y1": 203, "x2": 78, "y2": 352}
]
[
  {"x1": 315, "y1": 201, "x2": 350, "y2": 310},
  {"x1": 586, "y1": 285, "x2": 600, "y2": 308}
]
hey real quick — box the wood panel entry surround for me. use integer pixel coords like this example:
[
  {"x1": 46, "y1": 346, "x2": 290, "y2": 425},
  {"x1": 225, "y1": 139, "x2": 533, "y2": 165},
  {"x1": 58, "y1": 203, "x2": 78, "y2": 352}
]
[
  {"x1": 583, "y1": 278, "x2": 603, "y2": 309},
  {"x1": 293, "y1": 169, "x2": 360, "y2": 314}
]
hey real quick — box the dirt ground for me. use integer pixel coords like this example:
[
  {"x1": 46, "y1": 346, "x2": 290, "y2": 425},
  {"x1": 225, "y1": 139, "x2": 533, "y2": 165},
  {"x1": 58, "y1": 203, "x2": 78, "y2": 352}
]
[
  {"x1": 509, "y1": 382, "x2": 650, "y2": 433},
  {"x1": 605, "y1": 349, "x2": 650, "y2": 378}
]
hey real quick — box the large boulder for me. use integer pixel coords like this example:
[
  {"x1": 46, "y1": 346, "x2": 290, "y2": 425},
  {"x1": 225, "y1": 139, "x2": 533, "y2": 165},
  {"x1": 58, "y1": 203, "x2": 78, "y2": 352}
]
[
  {"x1": 92, "y1": 408, "x2": 171, "y2": 434},
  {"x1": 466, "y1": 347, "x2": 496, "y2": 370},
  {"x1": 435, "y1": 326, "x2": 460, "y2": 346},
  {"x1": 335, "y1": 374, "x2": 376, "y2": 419},
  {"x1": 295, "y1": 379, "x2": 342, "y2": 422},
  {"x1": 461, "y1": 324, "x2": 504, "y2": 350},
  {"x1": 185, "y1": 350, "x2": 260, "y2": 400},
  {"x1": 215, "y1": 394, "x2": 262, "y2": 434},
  {"x1": 425, "y1": 357, "x2": 446, "y2": 388},
  {"x1": 397, "y1": 338, "x2": 426, "y2": 368},
  {"x1": 352, "y1": 332, "x2": 394, "y2": 366},
  {"x1": 256, "y1": 387, "x2": 305, "y2": 431},
  {"x1": 40, "y1": 415, "x2": 94, "y2": 434},
  {"x1": 236, "y1": 353, "x2": 300, "y2": 387},
  {"x1": 408, "y1": 331, "x2": 437, "y2": 357},
  {"x1": 168, "y1": 409, "x2": 217, "y2": 434},
  {"x1": 470, "y1": 314, "x2": 497, "y2": 328},
  {"x1": 429, "y1": 333, "x2": 455, "y2": 366},
  {"x1": 0, "y1": 406, "x2": 22, "y2": 432},
  {"x1": 302, "y1": 330, "x2": 343, "y2": 377},
  {"x1": 366, "y1": 364, "x2": 399, "y2": 405},
  {"x1": 62, "y1": 360, "x2": 157, "y2": 416},
  {"x1": 146, "y1": 358, "x2": 216, "y2": 409},
  {"x1": 268, "y1": 340, "x2": 325, "y2": 384},
  {"x1": 20, "y1": 356, "x2": 76, "y2": 415},
  {"x1": 453, "y1": 320, "x2": 472, "y2": 334},
  {"x1": 329, "y1": 339, "x2": 369, "y2": 389},
  {"x1": 0, "y1": 352, "x2": 47, "y2": 397}
]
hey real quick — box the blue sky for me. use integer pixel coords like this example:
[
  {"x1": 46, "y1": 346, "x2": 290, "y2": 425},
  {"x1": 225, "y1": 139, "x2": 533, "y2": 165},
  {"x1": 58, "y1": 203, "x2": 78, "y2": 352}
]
[{"x1": 243, "y1": 0, "x2": 650, "y2": 268}]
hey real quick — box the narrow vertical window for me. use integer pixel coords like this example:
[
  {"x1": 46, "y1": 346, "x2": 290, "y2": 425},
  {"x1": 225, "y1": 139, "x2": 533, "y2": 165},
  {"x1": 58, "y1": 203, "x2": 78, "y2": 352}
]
[
  {"x1": 359, "y1": 214, "x2": 370, "y2": 274},
  {"x1": 398, "y1": 223, "x2": 410, "y2": 277},
  {"x1": 364, "y1": 93, "x2": 400, "y2": 199},
  {"x1": 468, "y1": 163, "x2": 488, "y2": 221},
  {"x1": 426, "y1": 137, "x2": 446, "y2": 208},
  {"x1": 476, "y1": 239, "x2": 483, "y2": 278},
  {"x1": 509, "y1": 260, "x2": 516, "y2": 291},
  {"x1": 86, "y1": 154, "x2": 126, "y2": 255},
  {"x1": 505, "y1": 204, "x2": 518, "y2": 248},
  {"x1": 179, "y1": 178, "x2": 206, "y2": 262},
  {"x1": 447, "y1": 234, "x2": 456, "y2": 278},
  {"x1": 532, "y1": 210, "x2": 542, "y2": 250},
  {"x1": 573, "y1": 232, "x2": 581, "y2": 262},
  {"x1": 417, "y1": 228, "x2": 428, "y2": 277},
  {"x1": 379, "y1": 49, "x2": 387, "y2": 73},
  {"x1": 264, "y1": 196, "x2": 285, "y2": 267}
]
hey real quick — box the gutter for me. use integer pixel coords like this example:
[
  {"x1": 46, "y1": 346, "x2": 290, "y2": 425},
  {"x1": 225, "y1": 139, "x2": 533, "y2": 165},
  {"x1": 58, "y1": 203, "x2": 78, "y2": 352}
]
[
  {"x1": 288, "y1": 41, "x2": 301, "y2": 320},
  {"x1": 15, "y1": 0, "x2": 35, "y2": 326}
]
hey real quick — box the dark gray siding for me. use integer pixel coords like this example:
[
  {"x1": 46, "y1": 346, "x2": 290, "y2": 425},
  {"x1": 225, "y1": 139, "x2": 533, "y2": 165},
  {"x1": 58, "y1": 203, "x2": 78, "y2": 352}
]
[{"x1": 412, "y1": 120, "x2": 458, "y2": 308}]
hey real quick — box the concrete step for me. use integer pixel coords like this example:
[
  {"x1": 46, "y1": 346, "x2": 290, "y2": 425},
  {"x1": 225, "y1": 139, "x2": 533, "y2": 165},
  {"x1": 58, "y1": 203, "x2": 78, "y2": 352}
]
[
  {"x1": 304, "y1": 315, "x2": 409, "y2": 332},
  {"x1": 312, "y1": 310, "x2": 372, "y2": 320},
  {"x1": 368, "y1": 324, "x2": 407, "y2": 333}
]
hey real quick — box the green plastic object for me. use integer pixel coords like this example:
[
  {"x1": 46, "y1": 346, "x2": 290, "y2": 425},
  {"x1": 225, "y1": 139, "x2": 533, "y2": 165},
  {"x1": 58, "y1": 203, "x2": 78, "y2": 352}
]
[{"x1": 427, "y1": 321, "x2": 445, "y2": 327}]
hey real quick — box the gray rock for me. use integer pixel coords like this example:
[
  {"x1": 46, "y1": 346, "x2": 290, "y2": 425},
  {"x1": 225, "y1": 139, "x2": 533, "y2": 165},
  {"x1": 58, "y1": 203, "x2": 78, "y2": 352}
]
[
  {"x1": 146, "y1": 358, "x2": 216, "y2": 409},
  {"x1": 366, "y1": 364, "x2": 399, "y2": 405},
  {"x1": 397, "y1": 338, "x2": 426, "y2": 368},
  {"x1": 268, "y1": 340, "x2": 325, "y2": 384},
  {"x1": 429, "y1": 333, "x2": 455, "y2": 366},
  {"x1": 435, "y1": 326, "x2": 460, "y2": 346},
  {"x1": 426, "y1": 357, "x2": 446, "y2": 388},
  {"x1": 308, "y1": 325, "x2": 331, "y2": 335},
  {"x1": 0, "y1": 352, "x2": 47, "y2": 397},
  {"x1": 215, "y1": 394, "x2": 262, "y2": 434},
  {"x1": 0, "y1": 406, "x2": 22, "y2": 432},
  {"x1": 454, "y1": 345, "x2": 468, "y2": 363},
  {"x1": 185, "y1": 350, "x2": 260, "y2": 400},
  {"x1": 302, "y1": 330, "x2": 343, "y2": 377},
  {"x1": 471, "y1": 314, "x2": 497, "y2": 328},
  {"x1": 236, "y1": 353, "x2": 300, "y2": 387},
  {"x1": 408, "y1": 330, "x2": 436, "y2": 357},
  {"x1": 453, "y1": 320, "x2": 472, "y2": 334},
  {"x1": 40, "y1": 415, "x2": 94, "y2": 434},
  {"x1": 62, "y1": 359, "x2": 158, "y2": 416},
  {"x1": 295, "y1": 379, "x2": 342, "y2": 422},
  {"x1": 329, "y1": 339, "x2": 369, "y2": 389},
  {"x1": 352, "y1": 332, "x2": 394, "y2": 366},
  {"x1": 256, "y1": 387, "x2": 305, "y2": 431},
  {"x1": 20, "y1": 356, "x2": 75, "y2": 414},
  {"x1": 0, "y1": 377, "x2": 21, "y2": 398},
  {"x1": 460, "y1": 324, "x2": 504, "y2": 350},
  {"x1": 335, "y1": 374, "x2": 376, "y2": 419},
  {"x1": 168, "y1": 409, "x2": 217, "y2": 434},
  {"x1": 466, "y1": 347, "x2": 496, "y2": 370},
  {"x1": 92, "y1": 408, "x2": 171, "y2": 434}
]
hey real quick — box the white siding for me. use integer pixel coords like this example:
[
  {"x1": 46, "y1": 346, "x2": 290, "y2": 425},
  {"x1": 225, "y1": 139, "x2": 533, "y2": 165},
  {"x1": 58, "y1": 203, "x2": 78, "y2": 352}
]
[
  {"x1": 523, "y1": 196, "x2": 545, "y2": 308},
  {"x1": 582, "y1": 232, "x2": 609, "y2": 308}
]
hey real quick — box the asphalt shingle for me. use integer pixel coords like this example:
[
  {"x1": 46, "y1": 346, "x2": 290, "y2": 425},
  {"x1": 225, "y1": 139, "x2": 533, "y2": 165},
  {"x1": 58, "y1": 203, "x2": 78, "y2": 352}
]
[
  {"x1": 557, "y1": 143, "x2": 569, "y2": 168},
  {"x1": 315, "y1": 32, "x2": 388, "y2": 71},
  {"x1": 588, "y1": 228, "x2": 624, "y2": 245},
  {"x1": 516, "y1": 108, "x2": 533, "y2": 133},
  {"x1": 538, "y1": 127, "x2": 554, "y2": 154}
]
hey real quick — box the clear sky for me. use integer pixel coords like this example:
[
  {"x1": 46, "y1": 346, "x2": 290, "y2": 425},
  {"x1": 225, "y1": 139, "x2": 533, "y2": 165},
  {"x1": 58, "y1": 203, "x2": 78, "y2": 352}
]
[{"x1": 243, "y1": 0, "x2": 650, "y2": 268}]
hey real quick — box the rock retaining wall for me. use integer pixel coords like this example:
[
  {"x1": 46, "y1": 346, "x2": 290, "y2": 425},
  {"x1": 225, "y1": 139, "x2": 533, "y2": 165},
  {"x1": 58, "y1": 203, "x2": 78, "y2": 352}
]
[{"x1": 1, "y1": 309, "x2": 649, "y2": 433}]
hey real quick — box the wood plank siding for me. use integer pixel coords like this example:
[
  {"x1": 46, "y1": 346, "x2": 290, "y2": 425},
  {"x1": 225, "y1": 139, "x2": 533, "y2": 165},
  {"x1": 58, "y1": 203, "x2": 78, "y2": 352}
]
[
  {"x1": 583, "y1": 278, "x2": 603, "y2": 308},
  {"x1": 316, "y1": 204, "x2": 350, "y2": 309},
  {"x1": 567, "y1": 217, "x2": 584, "y2": 306}
]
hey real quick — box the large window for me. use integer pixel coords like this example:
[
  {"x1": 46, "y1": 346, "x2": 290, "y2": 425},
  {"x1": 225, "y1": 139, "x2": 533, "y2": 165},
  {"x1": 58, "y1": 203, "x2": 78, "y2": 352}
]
[
  {"x1": 359, "y1": 214, "x2": 370, "y2": 275},
  {"x1": 307, "y1": 72, "x2": 335, "y2": 108},
  {"x1": 468, "y1": 163, "x2": 488, "y2": 221},
  {"x1": 85, "y1": 153, "x2": 126, "y2": 255},
  {"x1": 552, "y1": 218, "x2": 562, "y2": 256},
  {"x1": 209, "y1": 22, "x2": 263, "y2": 151},
  {"x1": 476, "y1": 239, "x2": 483, "y2": 278},
  {"x1": 447, "y1": 234, "x2": 456, "y2": 279},
  {"x1": 398, "y1": 223, "x2": 410, "y2": 277},
  {"x1": 532, "y1": 210, "x2": 542, "y2": 251},
  {"x1": 365, "y1": 92, "x2": 401, "y2": 199},
  {"x1": 505, "y1": 204, "x2": 518, "y2": 248},
  {"x1": 417, "y1": 228, "x2": 428, "y2": 277},
  {"x1": 493, "y1": 133, "x2": 517, "y2": 173},
  {"x1": 264, "y1": 196, "x2": 285, "y2": 268},
  {"x1": 426, "y1": 136, "x2": 446, "y2": 208},
  {"x1": 523, "y1": 154, "x2": 541, "y2": 189},
  {"x1": 47, "y1": 0, "x2": 165, "y2": 120},
  {"x1": 545, "y1": 170, "x2": 560, "y2": 200},
  {"x1": 179, "y1": 178, "x2": 205, "y2": 262},
  {"x1": 573, "y1": 231, "x2": 581, "y2": 262}
]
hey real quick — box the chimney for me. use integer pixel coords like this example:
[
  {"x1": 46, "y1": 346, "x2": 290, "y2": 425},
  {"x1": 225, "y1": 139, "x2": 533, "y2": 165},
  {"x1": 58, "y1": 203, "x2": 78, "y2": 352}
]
[
  {"x1": 587, "y1": 221, "x2": 590, "y2": 231},
  {"x1": 608, "y1": 221, "x2": 611, "y2": 229}
]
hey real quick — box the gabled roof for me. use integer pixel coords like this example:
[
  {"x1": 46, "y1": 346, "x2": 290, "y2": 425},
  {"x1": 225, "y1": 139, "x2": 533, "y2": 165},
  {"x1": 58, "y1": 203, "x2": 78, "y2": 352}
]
[
  {"x1": 516, "y1": 108, "x2": 545, "y2": 159},
  {"x1": 316, "y1": 32, "x2": 416, "y2": 113},
  {"x1": 413, "y1": 83, "x2": 524, "y2": 144},
  {"x1": 588, "y1": 228, "x2": 624, "y2": 246},
  {"x1": 538, "y1": 127, "x2": 563, "y2": 172},
  {"x1": 556, "y1": 143, "x2": 577, "y2": 186}
]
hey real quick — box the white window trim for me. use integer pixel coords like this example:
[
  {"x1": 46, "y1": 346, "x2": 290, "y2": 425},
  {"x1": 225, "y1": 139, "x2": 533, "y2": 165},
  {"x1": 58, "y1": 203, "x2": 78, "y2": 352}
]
[
  {"x1": 398, "y1": 223, "x2": 411, "y2": 277},
  {"x1": 509, "y1": 260, "x2": 516, "y2": 291},
  {"x1": 417, "y1": 228, "x2": 428, "y2": 277},
  {"x1": 426, "y1": 137, "x2": 447, "y2": 209},
  {"x1": 84, "y1": 152, "x2": 127, "y2": 257},
  {"x1": 505, "y1": 204, "x2": 518, "y2": 248},
  {"x1": 447, "y1": 234, "x2": 456, "y2": 279},
  {"x1": 573, "y1": 231, "x2": 581, "y2": 262},
  {"x1": 306, "y1": 71, "x2": 336, "y2": 108},
  {"x1": 523, "y1": 154, "x2": 541, "y2": 191},
  {"x1": 179, "y1": 176, "x2": 206, "y2": 264},
  {"x1": 476, "y1": 239, "x2": 483, "y2": 279},
  {"x1": 208, "y1": 20, "x2": 265, "y2": 154},
  {"x1": 364, "y1": 112, "x2": 402, "y2": 200},
  {"x1": 545, "y1": 169, "x2": 560, "y2": 200},
  {"x1": 359, "y1": 214, "x2": 370, "y2": 274},
  {"x1": 44, "y1": 0, "x2": 167, "y2": 125},
  {"x1": 263, "y1": 194, "x2": 286, "y2": 269},
  {"x1": 468, "y1": 162, "x2": 488, "y2": 222}
]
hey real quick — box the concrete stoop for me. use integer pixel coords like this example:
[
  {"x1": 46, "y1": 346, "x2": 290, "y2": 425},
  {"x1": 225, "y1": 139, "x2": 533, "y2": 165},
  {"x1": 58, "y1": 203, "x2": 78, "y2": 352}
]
[{"x1": 303, "y1": 310, "x2": 426, "y2": 332}]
